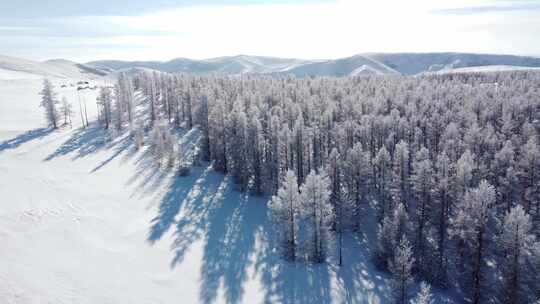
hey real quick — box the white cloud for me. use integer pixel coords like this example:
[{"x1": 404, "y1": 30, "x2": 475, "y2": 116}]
[{"x1": 1, "y1": 0, "x2": 539, "y2": 61}]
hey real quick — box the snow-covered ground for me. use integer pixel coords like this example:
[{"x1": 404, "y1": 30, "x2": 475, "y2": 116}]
[{"x1": 0, "y1": 67, "x2": 455, "y2": 303}]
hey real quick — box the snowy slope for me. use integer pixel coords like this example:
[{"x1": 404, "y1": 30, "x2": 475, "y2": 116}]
[
  {"x1": 88, "y1": 55, "x2": 311, "y2": 75},
  {"x1": 366, "y1": 52, "x2": 540, "y2": 75},
  {"x1": 283, "y1": 54, "x2": 399, "y2": 77},
  {"x1": 432, "y1": 65, "x2": 540, "y2": 74},
  {"x1": 0, "y1": 55, "x2": 106, "y2": 80},
  {"x1": 86, "y1": 53, "x2": 540, "y2": 77}
]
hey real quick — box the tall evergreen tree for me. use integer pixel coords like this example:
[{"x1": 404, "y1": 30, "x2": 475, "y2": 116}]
[{"x1": 39, "y1": 79, "x2": 60, "y2": 129}]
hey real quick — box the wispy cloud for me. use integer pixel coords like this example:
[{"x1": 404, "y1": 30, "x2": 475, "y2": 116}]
[
  {"x1": 1, "y1": 0, "x2": 540, "y2": 61},
  {"x1": 433, "y1": 3, "x2": 540, "y2": 15},
  {"x1": 0, "y1": 17, "x2": 174, "y2": 38},
  {"x1": 0, "y1": 0, "x2": 333, "y2": 18}
]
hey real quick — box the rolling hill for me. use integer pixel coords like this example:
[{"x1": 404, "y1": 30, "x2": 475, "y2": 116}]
[
  {"x1": 88, "y1": 52, "x2": 540, "y2": 77},
  {"x1": 2, "y1": 52, "x2": 540, "y2": 81}
]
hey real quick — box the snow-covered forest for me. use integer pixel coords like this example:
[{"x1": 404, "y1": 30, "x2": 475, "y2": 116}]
[{"x1": 36, "y1": 70, "x2": 540, "y2": 303}]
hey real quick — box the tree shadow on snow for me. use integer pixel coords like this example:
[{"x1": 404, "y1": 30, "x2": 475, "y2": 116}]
[
  {"x1": 254, "y1": 213, "x2": 392, "y2": 304},
  {"x1": 44, "y1": 123, "x2": 115, "y2": 161},
  {"x1": 197, "y1": 177, "x2": 265, "y2": 304},
  {"x1": 0, "y1": 127, "x2": 54, "y2": 153},
  {"x1": 145, "y1": 157, "x2": 266, "y2": 304},
  {"x1": 254, "y1": 221, "x2": 333, "y2": 304},
  {"x1": 146, "y1": 165, "x2": 215, "y2": 244}
]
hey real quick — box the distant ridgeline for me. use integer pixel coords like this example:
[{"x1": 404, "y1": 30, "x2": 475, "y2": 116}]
[{"x1": 86, "y1": 52, "x2": 540, "y2": 77}]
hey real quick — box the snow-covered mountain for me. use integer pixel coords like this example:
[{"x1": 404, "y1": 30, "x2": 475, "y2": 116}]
[
  {"x1": 365, "y1": 52, "x2": 540, "y2": 75},
  {"x1": 2, "y1": 53, "x2": 540, "y2": 80},
  {"x1": 0, "y1": 55, "x2": 106, "y2": 80},
  {"x1": 88, "y1": 55, "x2": 312, "y2": 75},
  {"x1": 88, "y1": 52, "x2": 540, "y2": 76}
]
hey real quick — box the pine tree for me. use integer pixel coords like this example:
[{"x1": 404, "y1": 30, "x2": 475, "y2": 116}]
[
  {"x1": 375, "y1": 145, "x2": 392, "y2": 219},
  {"x1": 97, "y1": 86, "x2": 113, "y2": 129},
  {"x1": 456, "y1": 150, "x2": 475, "y2": 198},
  {"x1": 392, "y1": 140, "x2": 410, "y2": 207},
  {"x1": 493, "y1": 140, "x2": 518, "y2": 212},
  {"x1": 328, "y1": 148, "x2": 344, "y2": 265},
  {"x1": 390, "y1": 237, "x2": 415, "y2": 304},
  {"x1": 499, "y1": 205, "x2": 536, "y2": 304},
  {"x1": 518, "y1": 137, "x2": 540, "y2": 217},
  {"x1": 59, "y1": 96, "x2": 73, "y2": 127},
  {"x1": 450, "y1": 180, "x2": 496, "y2": 304},
  {"x1": 411, "y1": 146, "x2": 434, "y2": 278},
  {"x1": 39, "y1": 78, "x2": 59, "y2": 129},
  {"x1": 342, "y1": 143, "x2": 370, "y2": 230},
  {"x1": 433, "y1": 151, "x2": 453, "y2": 284},
  {"x1": 411, "y1": 282, "x2": 434, "y2": 304},
  {"x1": 269, "y1": 170, "x2": 301, "y2": 261},
  {"x1": 226, "y1": 101, "x2": 248, "y2": 191},
  {"x1": 377, "y1": 202, "x2": 410, "y2": 270},
  {"x1": 300, "y1": 171, "x2": 332, "y2": 263}
]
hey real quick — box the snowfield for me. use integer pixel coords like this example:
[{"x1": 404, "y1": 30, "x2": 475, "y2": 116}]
[{"x1": 0, "y1": 70, "x2": 431, "y2": 303}]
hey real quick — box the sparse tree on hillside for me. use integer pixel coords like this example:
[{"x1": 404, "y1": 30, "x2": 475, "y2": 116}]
[
  {"x1": 97, "y1": 86, "x2": 113, "y2": 129},
  {"x1": 40, "y1": 78, "x2": 60, "y2": 129},
  {"x1": 59, "y1": 96, "x2": 73, "y2": 127}
]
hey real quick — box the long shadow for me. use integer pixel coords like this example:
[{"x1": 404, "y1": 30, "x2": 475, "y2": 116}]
[
  {"x1": 148, "y1": 160, "x2": 266, "y2": 304},
  {"x1": 169, "y1": 168, "x2": 226, "y2": 266},
  {"x1": 0, "y1": 127, "x2": 54, "y2": 153},
  {"x1": 44, "y1": 123, "x2": 110, "y2": 161},
  {"x1": 335, "y1": 233, "x2": 391, "y2": 304},
  {"x1": 198, "y1": 177, "x2": 265, "y2": 304},
  {"x1": 90, "y1": 134, "x2": 133, "y2": 172},
  {"x1": 255, "y1": 219, "x2": 333, "y2": 304},
  {"x1": 147, "y1": 165, "x2": 214, "y2": 244},
  {"x1": 253, "y1": 209, "x2": 395, "y2": 304}
]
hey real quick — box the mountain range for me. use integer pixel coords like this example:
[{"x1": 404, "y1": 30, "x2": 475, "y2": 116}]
[
  {"x1": 2, "y1": 53, "x2": 540, "y2": 80},
  {"x1": 87, "y1": 53, "x2": 540, "y2": 77}
]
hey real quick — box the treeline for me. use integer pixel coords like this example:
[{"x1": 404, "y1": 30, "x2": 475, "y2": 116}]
[{"x1": 45, "y1": 70, "x2": 540, "y2": 303}]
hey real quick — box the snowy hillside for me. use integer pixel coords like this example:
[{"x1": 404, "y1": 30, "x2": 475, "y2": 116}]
[
  {"x1": 365, "y1": 52, "x2": 540, "y2": 75},
  {"x1": 0, "y1": 55, "x2": 106, "y2": 80},
  {"x1": 88, "y1": 55, "x2": 311, "y2": 75},
  {"x1": 86, "y1": 52, "x2": 540, "y2": 77},
  {"x1": 431, "y1": 65, "x2": 540, "y2": 74}
]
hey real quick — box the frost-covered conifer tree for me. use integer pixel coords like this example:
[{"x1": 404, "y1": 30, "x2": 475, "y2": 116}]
[
  {"x1": 518, "y1": 137, "x2": 540, "y2": 217},
  {"x1": 411, "y1": 282, "x2": 434, "y2": 304},
  {"x1": 411, "y1": 146, "x2": 434, "y2": 279},
  {"x1": 328, "y1": 148, "x2": 345, "y2": 265},
  {"x1": 300, "y1": 171, "x2": 332, "y2": 263},
  {"x1": 392, "y1": 140, "x2": 410, "y2": 207},
  {"x1": 40, "y1": 78, "x2": 60, "y2": 129},
  {"x1": 375, "y1": 145, "x2": 392, "y2": 219},
  {"x1": 390, "y1": 237, "x2": 415, "y2": 304},
  {"x1": 269, "y1": 170, "x2": 301, "y2": 261},
  {"x1": 377, "y1": 202, "x2": 410, "y2": 269},
  {"x1": 342, "y1": 143, "x2": 370, "y2": 230},
  {"x1": 97, "y1": 86, "x2": 113, "y2": 129},
  {"x1": 499, "y1": 205, "x2": 536, "y2": 304},
  {"x1": 59, "y1": 96, "x2": 73, "y2": 127},
  {"x1": 450, "y1": 180, "x2": 496, "y2": 304},
  {"x1": 433, "y1": 151, "x2": 453, "y2": 283}
]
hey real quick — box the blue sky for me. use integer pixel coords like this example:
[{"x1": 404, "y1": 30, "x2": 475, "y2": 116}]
[{"x1": 1, "y1": 0, "x2": 539, "y2": 62}]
